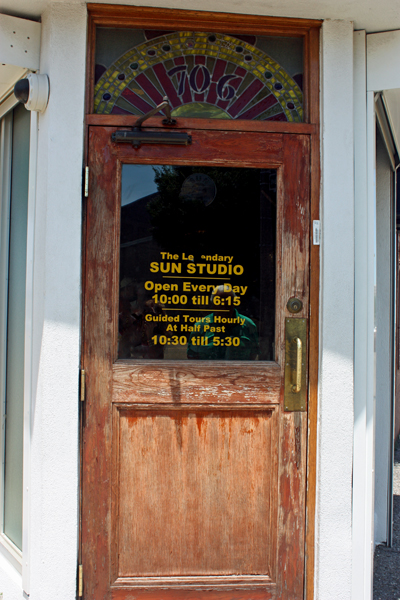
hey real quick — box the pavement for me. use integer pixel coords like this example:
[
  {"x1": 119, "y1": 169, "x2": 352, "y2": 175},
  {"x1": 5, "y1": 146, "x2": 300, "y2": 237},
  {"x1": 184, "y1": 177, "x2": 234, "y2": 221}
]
[{"x1": 373, "y1": 439, "x2": 400, "y2": 599}]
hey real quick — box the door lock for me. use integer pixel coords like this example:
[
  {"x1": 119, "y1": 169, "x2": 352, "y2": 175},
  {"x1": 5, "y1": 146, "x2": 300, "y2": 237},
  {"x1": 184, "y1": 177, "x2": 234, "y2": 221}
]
[{"x1": 287, "y1": 297, "x2": 303, "y2": 313}]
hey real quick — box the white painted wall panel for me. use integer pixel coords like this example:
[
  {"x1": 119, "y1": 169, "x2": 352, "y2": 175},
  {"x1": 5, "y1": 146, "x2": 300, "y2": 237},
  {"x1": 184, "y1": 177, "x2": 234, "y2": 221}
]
[
  {"x1": 352, "y1": 29, "x2": 369, "y2": 600},
  {"x1": 367, "y1": 30, "x2": 400, "y2": 92},
  {"x1": 316, "y1": 19, "x2": 354, "y2": 600},
  {"x1": 25, "y1": 4, "x2": 86, "y2": 598},
  {"x1": 3, "y1": 0, "x2": 400, "y2": 33},
  {"x1": 0, "y1": 14, "x2": 40, "y2": 70}
]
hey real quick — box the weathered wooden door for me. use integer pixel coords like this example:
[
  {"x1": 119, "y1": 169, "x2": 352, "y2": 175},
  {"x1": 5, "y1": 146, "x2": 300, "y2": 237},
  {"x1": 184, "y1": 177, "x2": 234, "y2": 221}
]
[{"x1": 81, "y1": 124, "x2": 310, "y2": 600}]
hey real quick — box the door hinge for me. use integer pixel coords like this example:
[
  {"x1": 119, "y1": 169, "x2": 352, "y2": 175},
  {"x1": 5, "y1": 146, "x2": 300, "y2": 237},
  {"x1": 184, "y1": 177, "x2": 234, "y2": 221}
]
[
  {"x1": 84, "y1": 166, "x2": 89, "y2": 198},
  {"x1": 80, "y1": 369, "x2": 86, "y2": 402},
  {"x1": 78, "y1": 564, "x2": 83, "y2": 597}
]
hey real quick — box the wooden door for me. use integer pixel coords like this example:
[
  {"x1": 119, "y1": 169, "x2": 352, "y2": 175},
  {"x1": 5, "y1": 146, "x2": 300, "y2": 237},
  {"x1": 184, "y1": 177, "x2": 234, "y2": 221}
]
[{"x1": 81, "y1": 125, "x2": 310, "y2": 600}]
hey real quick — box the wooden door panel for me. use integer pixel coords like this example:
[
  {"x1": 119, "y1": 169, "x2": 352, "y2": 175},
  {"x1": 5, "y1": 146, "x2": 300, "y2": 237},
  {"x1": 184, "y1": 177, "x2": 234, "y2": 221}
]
[
  {"x1": 115, "y1": 407, "x2": 278, "y2": 579},
  {"x1": 107, "y1": 128, "x2": 284, "y2": 170},
  {"x1": 82, "y1": 126, "x2": 310, "y2": 600},
  {"x1": 111, "y1": 587, "x2": 277, "y2": 600},
  {"x1": 112, "y1": 362, "x2": 282, "y2": 404}
]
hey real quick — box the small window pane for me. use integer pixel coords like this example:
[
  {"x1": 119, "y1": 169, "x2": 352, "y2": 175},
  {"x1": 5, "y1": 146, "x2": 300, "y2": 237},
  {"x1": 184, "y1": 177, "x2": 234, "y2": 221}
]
[
  {"x1": 118, "y1": 164, "x2": 276, "y2": 361},
  {"x1": 3, "y1": 103, "x2": 30, "y2": 549},
  {"x1": 94, "y1": 29, "x2": 303, "y2": 122}
]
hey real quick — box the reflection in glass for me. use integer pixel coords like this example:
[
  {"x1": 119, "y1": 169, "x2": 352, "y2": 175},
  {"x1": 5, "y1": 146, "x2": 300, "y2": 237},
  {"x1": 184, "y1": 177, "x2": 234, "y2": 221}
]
[{"x1": 119, "y1": 165, "x2": 276, "y2": 361}]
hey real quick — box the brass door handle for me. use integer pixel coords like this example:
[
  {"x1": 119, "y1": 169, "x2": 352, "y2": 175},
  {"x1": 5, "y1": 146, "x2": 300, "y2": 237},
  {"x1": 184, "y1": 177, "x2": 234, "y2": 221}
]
[
  {"x1": 284, "y1": 318, "x2": 306, "y2": 411},
  {"x1": 292, "y1": 337, "x2": 302, "y2": 393}
]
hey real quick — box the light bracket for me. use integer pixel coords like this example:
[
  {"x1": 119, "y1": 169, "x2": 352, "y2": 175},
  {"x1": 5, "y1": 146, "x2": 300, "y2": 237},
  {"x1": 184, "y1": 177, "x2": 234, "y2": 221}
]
[
  {"x1": 111, "y1": 130, "x2": 192, "y2": 148},
  {"x1": 111, "y1": 96, "x2": 191, "y2": 148}
]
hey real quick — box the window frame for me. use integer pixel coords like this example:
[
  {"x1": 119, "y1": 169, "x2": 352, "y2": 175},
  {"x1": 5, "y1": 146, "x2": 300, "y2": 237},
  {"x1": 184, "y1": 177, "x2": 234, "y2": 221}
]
[
  {"x1": 86, "y1": 5, "x2": 321, "y2": 127},
  {"x1": 0, "y1": 98, "x2": 24, "y2": 573},
  {"x1": 0, "y1": 95, "x2": 36, "y2": 594}
]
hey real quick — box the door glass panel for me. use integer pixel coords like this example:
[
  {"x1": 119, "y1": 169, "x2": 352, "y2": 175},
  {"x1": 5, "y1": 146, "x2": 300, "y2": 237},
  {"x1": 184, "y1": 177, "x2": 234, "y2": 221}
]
[
  {"x1": 119, "y1": 165, "x2": 276, "y2": 361},
  {"x1": 94, "y1": 28, "x2": 303, "y2": 122}
]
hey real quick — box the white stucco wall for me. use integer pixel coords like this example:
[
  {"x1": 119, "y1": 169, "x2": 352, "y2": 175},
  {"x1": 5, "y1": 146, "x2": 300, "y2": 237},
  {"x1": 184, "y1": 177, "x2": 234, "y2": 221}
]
[
  {"x1": 28, "y1": 4, "x2": 86, "y2": 599},
  {"x1": 0, "y1": 3, "x2": 87, "y2": 599},
  {"x1": 315, "y1": 19, "x2": 355, "y2": 600},
  {"x1": 0, "y1": 551, "x2": 23, "y2": 599}
]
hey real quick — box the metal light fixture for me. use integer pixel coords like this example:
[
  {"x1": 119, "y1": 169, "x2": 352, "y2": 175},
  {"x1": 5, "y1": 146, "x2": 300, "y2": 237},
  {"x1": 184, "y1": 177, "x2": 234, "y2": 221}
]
[{"x1": 14, "y1": 73, "x2": 49, "y2": 113}]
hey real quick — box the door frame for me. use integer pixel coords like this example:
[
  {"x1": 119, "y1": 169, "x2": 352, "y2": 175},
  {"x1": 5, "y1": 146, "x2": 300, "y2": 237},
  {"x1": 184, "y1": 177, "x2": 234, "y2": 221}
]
[{"x1": 81, "y1": 7, "x2": 321, "y2": 599}]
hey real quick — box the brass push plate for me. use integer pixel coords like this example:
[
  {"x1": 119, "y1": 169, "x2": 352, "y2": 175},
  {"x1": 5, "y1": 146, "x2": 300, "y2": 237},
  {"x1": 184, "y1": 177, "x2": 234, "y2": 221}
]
[{"x1": 284, "y1": 318, "x2": 307, "y2": 411}]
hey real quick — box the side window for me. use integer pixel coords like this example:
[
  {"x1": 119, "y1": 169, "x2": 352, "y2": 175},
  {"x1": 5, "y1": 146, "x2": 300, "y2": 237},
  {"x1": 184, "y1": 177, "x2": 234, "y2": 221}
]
[{"x1": 0, "y1": 103, "x2": 30, "y2": 556}]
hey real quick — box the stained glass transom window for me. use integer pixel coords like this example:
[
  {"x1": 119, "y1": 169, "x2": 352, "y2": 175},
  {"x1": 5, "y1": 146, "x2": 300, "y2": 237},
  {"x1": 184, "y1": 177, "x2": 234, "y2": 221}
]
[{"x1": 94, "y1": 29, "x2": 303, "y2": 122}]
